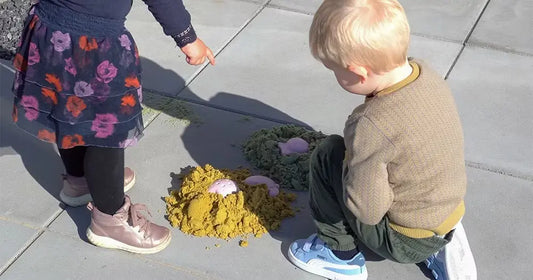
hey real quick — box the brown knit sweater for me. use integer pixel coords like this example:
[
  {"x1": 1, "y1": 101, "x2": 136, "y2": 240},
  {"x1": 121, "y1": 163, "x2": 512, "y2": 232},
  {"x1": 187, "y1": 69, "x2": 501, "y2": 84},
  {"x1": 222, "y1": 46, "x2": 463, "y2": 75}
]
[{"x1": 342, "y1": 59, "x2": 466, "y2": 238}]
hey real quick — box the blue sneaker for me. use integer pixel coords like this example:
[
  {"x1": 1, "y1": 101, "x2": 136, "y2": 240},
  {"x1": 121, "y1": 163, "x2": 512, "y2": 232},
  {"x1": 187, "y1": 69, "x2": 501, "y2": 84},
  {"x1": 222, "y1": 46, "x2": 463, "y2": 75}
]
[
  {"x1": 425, "y1": 253, "x2": 448, "y2": 280},
  {"x1": 288, "y1": 234, "x2": 368, "y2": 280}
]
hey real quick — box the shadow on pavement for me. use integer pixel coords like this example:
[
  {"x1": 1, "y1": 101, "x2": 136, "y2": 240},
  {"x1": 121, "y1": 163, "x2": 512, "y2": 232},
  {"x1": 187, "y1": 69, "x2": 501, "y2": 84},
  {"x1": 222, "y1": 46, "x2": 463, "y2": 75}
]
[
  {"x1": 139, "y1": 58, "x2": 402, "y2": 266},
  {"x1": 0, "y1": 62, "x2": 92, "y2": 240},
  {"x1": 0, "y1": 63, "x2": 63, "y2": 201}
]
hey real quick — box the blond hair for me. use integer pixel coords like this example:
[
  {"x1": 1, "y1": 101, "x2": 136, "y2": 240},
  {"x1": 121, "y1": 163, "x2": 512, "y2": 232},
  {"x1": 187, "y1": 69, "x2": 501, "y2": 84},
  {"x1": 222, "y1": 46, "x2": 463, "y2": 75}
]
[{"x1": 309, "y1": 0, "x2": 410, "y2": 73}]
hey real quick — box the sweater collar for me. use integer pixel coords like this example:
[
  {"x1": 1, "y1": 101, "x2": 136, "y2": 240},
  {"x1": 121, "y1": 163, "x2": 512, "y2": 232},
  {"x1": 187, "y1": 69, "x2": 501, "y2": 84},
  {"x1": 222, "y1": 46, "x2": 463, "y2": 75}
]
[{"x1": 366, "y1": 60, "x2": 420, "y2": 101}]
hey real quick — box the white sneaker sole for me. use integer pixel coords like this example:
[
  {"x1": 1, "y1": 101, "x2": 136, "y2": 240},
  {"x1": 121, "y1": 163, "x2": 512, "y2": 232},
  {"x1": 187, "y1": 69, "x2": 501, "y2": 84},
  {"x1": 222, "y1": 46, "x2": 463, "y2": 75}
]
[
  {"x1": 288, "y1": 247, "x2": 368, "y2": 280},
  {"x1": 86, "y1": 228, "x2": 171, "y2": 254},
  {"x1": 60, "y1": 173, "x2": 136, "y2": 207},
  {"x1": 444, "y1": 222, "x2": 477, "y2": 280}
]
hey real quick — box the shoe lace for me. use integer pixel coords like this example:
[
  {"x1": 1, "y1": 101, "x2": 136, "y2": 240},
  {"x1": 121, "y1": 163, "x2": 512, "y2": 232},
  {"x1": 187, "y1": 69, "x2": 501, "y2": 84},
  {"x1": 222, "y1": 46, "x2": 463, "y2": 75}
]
[{"x1": 129, "y1": 203, "x2": 152, "y2": 238}]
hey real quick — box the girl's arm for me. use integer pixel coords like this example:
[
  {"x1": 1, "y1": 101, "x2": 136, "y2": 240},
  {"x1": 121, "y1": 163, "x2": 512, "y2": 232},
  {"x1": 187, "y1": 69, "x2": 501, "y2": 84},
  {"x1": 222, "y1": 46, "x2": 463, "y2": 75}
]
[{"x1": 142, "y1": 0, "x2": 215, "y2": 65}]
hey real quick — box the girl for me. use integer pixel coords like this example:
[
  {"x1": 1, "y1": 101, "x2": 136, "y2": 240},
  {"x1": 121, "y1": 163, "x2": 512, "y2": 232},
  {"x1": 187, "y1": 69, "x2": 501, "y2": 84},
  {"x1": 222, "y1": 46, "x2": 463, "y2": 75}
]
[{"x1": 11, "y1": 0, "x2": 215, "y2": 254}]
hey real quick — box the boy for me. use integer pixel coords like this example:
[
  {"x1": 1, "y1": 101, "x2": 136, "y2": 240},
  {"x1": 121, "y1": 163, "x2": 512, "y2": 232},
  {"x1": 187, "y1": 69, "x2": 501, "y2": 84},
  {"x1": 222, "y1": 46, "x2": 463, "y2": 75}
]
[{"x1": 287, "y1": 0, "x2": 477, "y2": 279}]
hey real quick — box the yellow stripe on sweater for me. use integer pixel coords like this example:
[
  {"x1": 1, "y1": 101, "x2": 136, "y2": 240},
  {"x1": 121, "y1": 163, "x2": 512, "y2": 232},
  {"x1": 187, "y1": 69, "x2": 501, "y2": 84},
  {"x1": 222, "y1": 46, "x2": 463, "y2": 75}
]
[{"x1": 389, "y1": 201, "x2": 465, "y2": 238}]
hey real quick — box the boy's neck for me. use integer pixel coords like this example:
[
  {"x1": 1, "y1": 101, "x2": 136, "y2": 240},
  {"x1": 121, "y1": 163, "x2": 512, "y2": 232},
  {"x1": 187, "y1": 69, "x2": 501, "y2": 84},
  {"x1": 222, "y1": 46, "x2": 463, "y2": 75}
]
[{"x1": 373, "y1": 60, "x2": 413, "y2": 93}]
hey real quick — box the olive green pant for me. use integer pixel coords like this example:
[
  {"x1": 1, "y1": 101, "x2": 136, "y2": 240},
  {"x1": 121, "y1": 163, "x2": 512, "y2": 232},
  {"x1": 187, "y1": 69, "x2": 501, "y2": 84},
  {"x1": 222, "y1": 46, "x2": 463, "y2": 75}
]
[{"x1": 309, "y1": 135, "x2": 449, "y2": 263}]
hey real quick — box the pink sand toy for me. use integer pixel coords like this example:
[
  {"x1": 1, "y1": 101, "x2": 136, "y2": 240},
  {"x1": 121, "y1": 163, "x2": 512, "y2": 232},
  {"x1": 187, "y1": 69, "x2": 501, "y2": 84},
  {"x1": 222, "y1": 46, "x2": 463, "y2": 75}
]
[
  {"x1": 208, "y1": 179, "x2": 239, "y2": 197},
  {"x1": 278, "y1": 137, "x2": 309, "y2": 155},
  {"x1": 244, "y1": 175, "x2": 280, "y2": 197}
]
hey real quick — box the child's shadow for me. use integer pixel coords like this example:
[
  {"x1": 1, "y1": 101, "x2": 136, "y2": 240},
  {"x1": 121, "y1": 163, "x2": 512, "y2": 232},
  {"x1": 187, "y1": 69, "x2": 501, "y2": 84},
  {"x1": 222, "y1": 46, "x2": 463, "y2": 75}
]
[
  {"x1": 0, "y1": 64, "x2": 63, "y2": 203},
  {"x1": 140, "y1": 58, "x2": 410, "y2": 267},
  {"x1": 0, "y1": 62, "x2": 91, "y2": 240}
]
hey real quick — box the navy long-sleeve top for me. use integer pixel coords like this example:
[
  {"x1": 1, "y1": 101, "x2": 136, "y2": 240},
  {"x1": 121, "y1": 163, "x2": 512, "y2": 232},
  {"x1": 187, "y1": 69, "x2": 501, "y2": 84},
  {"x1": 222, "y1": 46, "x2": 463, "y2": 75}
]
[{"x1": 43, "y1": 0, "x2": 197, "y2": 47}]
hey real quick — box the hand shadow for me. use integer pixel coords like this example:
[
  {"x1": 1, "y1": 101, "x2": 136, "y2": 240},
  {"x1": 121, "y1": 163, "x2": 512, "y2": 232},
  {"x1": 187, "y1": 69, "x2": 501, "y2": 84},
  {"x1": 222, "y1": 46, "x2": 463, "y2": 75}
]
[{"x1": 140, "y1": 58, "x2": 395, "y2": 266}]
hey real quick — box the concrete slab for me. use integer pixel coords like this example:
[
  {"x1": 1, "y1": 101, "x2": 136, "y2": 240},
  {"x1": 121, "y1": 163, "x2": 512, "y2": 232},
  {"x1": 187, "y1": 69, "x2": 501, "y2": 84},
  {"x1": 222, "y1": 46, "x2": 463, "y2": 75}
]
[
  {"x1": 447, "y1": 46, "x2": 533, "y2": 177},
  {"x1": 1, "y1": 230, "x2": 207, "y2": 280},
  {"x1": 409, "y1": 36, "x2": 462, "y2": 78},
  {"x1": 469, "y1": 0, "x2": 533, "y2": 55},
  {"x1": 180, "y1": 7, "x2": 358, "y2": 134},
  {"x1": 268, "y1": 0, "x2": 322, "y2": 14},
  {"x1": 127, "y1": 0, "x2": 262, "y2": 95},
  {"x1": 464, "y1": 167, "x2": 533, "y2": 280},
  {"x1": 179, "y1": 7, "x2": 461, "y2": 134},
  {"x1": 109, "y1": 102, "x2": 430, "y2": 279},
  {"x1": 267, "y1": 0, "x2": 488, "y2": 43},
  {"x1": 46, "y1": 101, "x2": 532, "y2": 280},
  {"x1": 401, "y1": 0, "x2": 488, "y2": 42},
  {"x1": 0, "y1": 220, "x2": 37, "y2": 273},
  {"x1": 0, "y1": 62, "x2": 64, "y2": 228}
]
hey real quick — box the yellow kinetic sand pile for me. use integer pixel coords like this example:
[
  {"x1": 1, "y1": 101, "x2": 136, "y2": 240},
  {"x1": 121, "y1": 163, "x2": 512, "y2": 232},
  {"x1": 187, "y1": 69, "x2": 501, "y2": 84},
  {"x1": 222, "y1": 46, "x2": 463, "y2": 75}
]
[{"x1": 165, "y1": 165, "x2": 296, "y2": 240}]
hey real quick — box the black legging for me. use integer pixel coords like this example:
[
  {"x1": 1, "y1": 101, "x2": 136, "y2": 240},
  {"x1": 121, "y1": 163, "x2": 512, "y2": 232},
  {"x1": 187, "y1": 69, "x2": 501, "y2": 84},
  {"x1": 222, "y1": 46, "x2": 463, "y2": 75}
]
[{"x1": 59, "y1": 146, "x2": 125, "y2": 215}]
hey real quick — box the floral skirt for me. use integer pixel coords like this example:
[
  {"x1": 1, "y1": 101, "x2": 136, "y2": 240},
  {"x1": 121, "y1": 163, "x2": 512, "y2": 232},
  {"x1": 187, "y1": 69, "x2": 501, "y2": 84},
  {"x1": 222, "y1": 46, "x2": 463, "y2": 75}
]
[{"x1": 12, "y1": 2, "x2": 144, "y2": 149}]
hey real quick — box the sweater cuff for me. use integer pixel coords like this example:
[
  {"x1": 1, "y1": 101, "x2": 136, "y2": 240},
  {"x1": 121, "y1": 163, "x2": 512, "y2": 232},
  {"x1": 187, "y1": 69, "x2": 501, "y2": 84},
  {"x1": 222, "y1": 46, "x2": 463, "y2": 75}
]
[{"x1": 172, "y1": 24, "x2": 197, "y2": 48}]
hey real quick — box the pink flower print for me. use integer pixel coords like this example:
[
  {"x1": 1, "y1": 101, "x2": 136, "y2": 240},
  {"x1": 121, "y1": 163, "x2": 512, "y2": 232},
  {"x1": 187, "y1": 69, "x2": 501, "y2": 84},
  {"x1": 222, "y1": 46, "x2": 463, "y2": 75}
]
[
  {"x1": 119, "y1": 34, "x2": 131, "y2": 51},
  {"x1": 13, "y1": 72, "x2": 24, "y2": 92},
  {"x1": 64, "y1": 57, "x2": 77, "y2": 76},
  {"x1": 50, "y1": 31, "x2": 71, "y2": 52},
  {"x1": 20, "y1": 95, "x2": 39, "y2": 121},
  {"x1": 137, "y1": 85, "x2": 143, "y2": 102},
  {"x1": 74, "y1": 81, "x2": 94, "y2": 97},
  {"x1": 96, "y1": 60, "x2": 118, "y2": 84},
  {"x1": 99, "y1": 38, "x2": 111, "y2": 53},
  {"x1": 90, "y1": 79, "x2": 111, "y2": 102},
  {"x1": 28, "y1": 42, "x2": 40, "y2": 65},
  {"x1": 91, "y1": 113, "x2": 118, "y2": 138}
]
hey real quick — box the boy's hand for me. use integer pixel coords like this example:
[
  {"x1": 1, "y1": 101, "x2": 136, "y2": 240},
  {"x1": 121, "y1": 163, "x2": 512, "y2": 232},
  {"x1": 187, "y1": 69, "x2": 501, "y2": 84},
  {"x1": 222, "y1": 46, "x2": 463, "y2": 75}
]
[{"x1": 180, "y1": 38, "x2": 215, "y2": 66}]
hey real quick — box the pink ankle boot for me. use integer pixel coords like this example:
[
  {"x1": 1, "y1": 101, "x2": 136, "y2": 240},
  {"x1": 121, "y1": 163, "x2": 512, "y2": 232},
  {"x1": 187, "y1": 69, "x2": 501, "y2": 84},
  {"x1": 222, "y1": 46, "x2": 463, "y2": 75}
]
[
  {"x1": 86, "y1": 195, "x2": 171, "y2": 254},
  {"x1": 59, "y1": 167, "x2": 136, "y2": 207}
]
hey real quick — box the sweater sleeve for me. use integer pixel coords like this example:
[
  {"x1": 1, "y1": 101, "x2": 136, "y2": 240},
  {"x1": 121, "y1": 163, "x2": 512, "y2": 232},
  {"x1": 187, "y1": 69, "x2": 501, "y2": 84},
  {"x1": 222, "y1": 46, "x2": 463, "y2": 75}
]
[
  {"x1": 142, "y1": 0, "x2": 197, "y2": 47},
  {"x1": 342, "y1": 115, "x2": 396, "y2": 225}
]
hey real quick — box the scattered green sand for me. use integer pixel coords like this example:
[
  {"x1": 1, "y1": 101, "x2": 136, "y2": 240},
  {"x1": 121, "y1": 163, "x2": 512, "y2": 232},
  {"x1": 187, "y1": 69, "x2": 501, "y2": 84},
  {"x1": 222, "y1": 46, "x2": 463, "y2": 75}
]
[
  {"x1": 242, "y1": 125, "x2": 327, "y2": 190},
  {"x1": 141, "y1": 91, "x2": 201, "y2": 126}
]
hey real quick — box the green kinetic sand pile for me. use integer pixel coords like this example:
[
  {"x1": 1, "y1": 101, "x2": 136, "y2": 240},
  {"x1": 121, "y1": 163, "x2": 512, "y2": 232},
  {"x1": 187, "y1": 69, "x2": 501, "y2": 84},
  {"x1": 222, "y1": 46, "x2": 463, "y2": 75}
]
[{"x1": 242, "y1": 125, "x2": 327, "y2": 190}]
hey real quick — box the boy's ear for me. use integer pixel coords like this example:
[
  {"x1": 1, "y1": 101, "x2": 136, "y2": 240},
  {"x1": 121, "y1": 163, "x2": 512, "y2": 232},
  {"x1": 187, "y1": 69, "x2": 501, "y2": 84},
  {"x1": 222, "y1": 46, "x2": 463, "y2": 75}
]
[{"x1": 347, "y1": 64, "x2": 369, "y2": 84}]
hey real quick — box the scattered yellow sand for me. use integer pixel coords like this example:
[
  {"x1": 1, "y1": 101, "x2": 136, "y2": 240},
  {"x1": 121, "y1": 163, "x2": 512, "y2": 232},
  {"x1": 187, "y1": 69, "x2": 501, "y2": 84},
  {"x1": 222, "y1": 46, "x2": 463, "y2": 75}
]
[
  {"x1": 165, "y1": 165, "x2": 296, "y2": 240},
  {"x1": 239, "y1": 240, "x2": 249, "y2": 247}
]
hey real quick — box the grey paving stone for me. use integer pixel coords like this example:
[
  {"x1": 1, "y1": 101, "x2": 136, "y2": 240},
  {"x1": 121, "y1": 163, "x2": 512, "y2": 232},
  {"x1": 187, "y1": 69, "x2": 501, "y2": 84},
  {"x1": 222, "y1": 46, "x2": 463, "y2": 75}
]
[
  {"x1": 127, "y1": 0, "x2": 262, "y2": 95},
  {"x1": 447, "y1": 46, "x2": 533, "y2": 177},
  {"x1": 0, "y1": 220, "x2": 37, "y2": 273},
  {"x1": 409, "y1": 36, "x2": 462, "y2": 78},
  {"x1": 15, "y1": 99, "x2": 533, "y2": 279},
  {"x1": 267, "y1": 0, "x2": 488, "y2": 43},
  {"x1": 469, "y1": 0, "x2": 533, "y2": 55},
  {"x1": 402, "y1": 0, "x2": 489, "y2": 42},
  {"x1": 268, "y1": 0, "x2": 322, "y2": 14},
  {"x1": 0, "y1": 62, "x2": 64, "y2": 228},
  {"x1": 1, "y1": 231, "x2": 206, "y2": 280},
  {"x1": 179, "y1": 7, "x2": 461, "y2": 134},
  {"x1": 464, "y1": 167, "x2": 533, "y2": 280}
]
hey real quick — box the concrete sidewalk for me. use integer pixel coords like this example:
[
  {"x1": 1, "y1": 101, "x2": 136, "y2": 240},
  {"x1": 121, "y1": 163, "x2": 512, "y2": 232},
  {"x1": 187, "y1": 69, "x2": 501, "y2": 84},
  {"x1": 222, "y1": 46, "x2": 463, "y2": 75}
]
[{"x1": 1, "y1": 0, "x2": 532, "y2": 279}]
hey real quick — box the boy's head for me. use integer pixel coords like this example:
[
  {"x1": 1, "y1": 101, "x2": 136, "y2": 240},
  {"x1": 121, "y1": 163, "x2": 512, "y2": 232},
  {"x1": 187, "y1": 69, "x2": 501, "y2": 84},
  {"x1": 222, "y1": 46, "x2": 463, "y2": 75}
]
[{"x1": 310, "y1": 0, "x2": 410, "y2": 93}]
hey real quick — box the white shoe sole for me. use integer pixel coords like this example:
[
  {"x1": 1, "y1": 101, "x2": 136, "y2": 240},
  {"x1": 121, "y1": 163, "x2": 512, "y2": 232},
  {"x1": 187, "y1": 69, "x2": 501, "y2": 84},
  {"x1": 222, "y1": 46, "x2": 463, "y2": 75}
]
[
  {"x1": 444, "y1": 222, "x2": 477, "y2": 280},
  {"x1": 288, "y1": 247, "x2": 368, "y2": 280},
  {"x1": 60, "y1": 173, "x2": 136, "y2": 207},
  {"x1": 86, "y1": 228, "x2": 171, "y2": 254}
]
